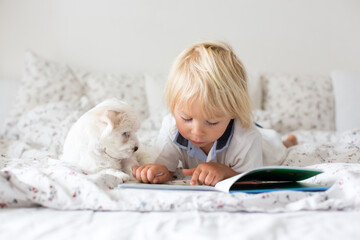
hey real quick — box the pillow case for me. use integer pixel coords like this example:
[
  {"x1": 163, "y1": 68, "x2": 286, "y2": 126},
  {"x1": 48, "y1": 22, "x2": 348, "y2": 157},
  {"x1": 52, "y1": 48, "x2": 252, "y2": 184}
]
[
  {"x1": 253, "y1": 109, "x2": 284, "y2": 133},
  {"x1": 74, "y1": 70, "x2": 149, "y2": 121},
  {"x1": 262, "y1": 73, "x2": 335, "y2": 134},
  {"x1": 15, "y1": 101, "x2": 90, "y2": 155},
  {"x1": 1, "y1": 52, "x2": 84, "y2": 139},
  {"x1": 12, "y1": 52, "x2": 84, "y2": 116},
  {"x1": 1, "y1": 51, "x2": 149, "y2": 139},
  {"x1": 331, "y1": 70, "x2": 360, "y2": 131}
]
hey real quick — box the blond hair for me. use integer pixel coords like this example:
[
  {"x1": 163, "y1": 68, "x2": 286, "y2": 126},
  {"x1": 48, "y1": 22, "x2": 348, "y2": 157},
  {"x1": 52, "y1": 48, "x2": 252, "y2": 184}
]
[{"x1": 164, "y1": 40, "x2": 253, "y2": 128}]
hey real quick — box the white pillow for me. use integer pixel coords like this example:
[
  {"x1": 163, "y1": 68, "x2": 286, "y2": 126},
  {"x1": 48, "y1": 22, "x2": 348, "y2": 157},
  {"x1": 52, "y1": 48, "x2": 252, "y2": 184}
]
[
  {"x1": 1, "y1": 52, "x2": 84, "y2": 139},
  {"x1": 331, "y1": 70, "x2": 360, "y2": 131},
  {"x1": 74, "y1": 70, "x2": 149, "y2": 121},
  {"x1": 15, "y1": 101, "x2": 88, "y2": 155},
  {"x1": 2, "y1": 51, "x2": 150, "y2": 139},
  {"x1": 262, "y1": 73, "x2": 335, "y2": 133},
  {"x1": 253, "y1": 109, "x2": 284, "y2": 133},
  {"x1": 13, "y1": 52, "x2": 84, "y2": 116}
]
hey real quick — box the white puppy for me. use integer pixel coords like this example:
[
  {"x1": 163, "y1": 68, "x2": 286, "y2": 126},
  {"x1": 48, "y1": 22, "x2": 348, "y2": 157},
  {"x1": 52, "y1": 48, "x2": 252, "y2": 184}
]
[{"x1": 62, "y1": 98, "x2": 146, "y2": 182}]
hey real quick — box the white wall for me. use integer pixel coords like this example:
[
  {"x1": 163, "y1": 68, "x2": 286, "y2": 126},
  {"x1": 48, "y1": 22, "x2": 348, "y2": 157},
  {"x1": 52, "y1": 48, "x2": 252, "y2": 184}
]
[{"x1": 0, "y1": 0, "x2": 360, "y2": 80}]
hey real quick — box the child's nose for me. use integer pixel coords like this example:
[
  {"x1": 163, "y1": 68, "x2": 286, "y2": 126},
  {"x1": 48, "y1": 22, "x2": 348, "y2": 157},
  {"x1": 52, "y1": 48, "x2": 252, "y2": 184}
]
[{"x1": 192, "y1": 121, "x2": 205, "y2": 136}]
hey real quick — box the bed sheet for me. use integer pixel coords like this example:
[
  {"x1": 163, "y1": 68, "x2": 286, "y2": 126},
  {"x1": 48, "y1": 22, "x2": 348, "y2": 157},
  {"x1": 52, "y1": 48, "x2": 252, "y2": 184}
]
[
  {"x1": 1, "y1": 208, "x2": 360, "y2": 240},
  {"x1": 0, "y1": 101, "x2": 360, "y2": 212}
]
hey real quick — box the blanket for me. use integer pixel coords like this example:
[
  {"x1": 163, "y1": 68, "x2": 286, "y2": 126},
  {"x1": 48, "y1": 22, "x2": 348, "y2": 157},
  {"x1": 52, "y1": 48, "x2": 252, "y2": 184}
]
[{"x1": 1, "y1": 102, "x2": 360, "y2": 212}]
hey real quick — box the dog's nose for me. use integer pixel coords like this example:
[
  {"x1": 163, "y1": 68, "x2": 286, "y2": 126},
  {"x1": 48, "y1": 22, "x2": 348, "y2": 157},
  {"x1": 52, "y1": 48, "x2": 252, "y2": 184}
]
[{"x1": 133, "y1": 146, "x2": 138, "y2": 152}]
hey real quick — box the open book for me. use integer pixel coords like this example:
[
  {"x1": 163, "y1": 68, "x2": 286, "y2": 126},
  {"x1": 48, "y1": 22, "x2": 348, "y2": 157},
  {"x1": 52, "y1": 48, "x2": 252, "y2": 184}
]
[{"x1": 118, "y1": 166, "x2": 330, "y2": 193}]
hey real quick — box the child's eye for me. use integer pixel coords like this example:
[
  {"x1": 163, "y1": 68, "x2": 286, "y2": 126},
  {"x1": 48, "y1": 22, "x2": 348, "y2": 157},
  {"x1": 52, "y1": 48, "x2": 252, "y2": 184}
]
[
  {"x1": 206, "y1": 121, "x2": 219, "y2": 126},
  {"x1": 181, "y1": 116, "x2": 192, "y2": 122}
]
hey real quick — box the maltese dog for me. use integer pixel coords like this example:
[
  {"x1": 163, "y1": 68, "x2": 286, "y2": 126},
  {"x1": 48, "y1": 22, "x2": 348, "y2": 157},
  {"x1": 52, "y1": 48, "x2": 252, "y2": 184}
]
[{"x1": 62, "y1": 98, "x2": 150, "y2": 183}]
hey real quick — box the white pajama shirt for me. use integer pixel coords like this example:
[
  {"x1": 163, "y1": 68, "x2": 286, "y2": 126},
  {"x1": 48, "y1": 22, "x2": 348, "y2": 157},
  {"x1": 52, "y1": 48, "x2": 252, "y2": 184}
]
[{"x1": 154, "y1": 114, "x2": 286, "y2": 173}]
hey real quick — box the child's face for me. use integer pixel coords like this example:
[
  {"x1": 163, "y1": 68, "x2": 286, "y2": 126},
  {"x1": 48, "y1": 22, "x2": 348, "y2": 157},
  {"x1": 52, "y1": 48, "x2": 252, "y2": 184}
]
[{"x1": 174, "y1": 98, "x2": 232, "y2": 154}]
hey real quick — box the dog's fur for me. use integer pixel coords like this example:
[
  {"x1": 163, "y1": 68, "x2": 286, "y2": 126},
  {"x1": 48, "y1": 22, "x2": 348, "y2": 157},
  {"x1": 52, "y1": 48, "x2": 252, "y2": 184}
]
[{"x1": 62, "y1": 98, "x2": 149, "y2": 182}]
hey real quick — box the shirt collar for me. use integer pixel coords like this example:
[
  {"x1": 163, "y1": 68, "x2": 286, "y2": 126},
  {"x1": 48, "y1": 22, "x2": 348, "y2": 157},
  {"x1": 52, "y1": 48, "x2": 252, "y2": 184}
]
[{"x1": 173, "y1": 119, "x2": 234, "y2": 161}]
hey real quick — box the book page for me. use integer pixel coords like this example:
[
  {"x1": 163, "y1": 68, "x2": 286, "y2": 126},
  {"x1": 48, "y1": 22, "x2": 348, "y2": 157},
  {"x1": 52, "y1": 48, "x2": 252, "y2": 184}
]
[
  {"x1": 118, "y1": 180, "x2": 219, "y2": 192},
  {"x1": 213, "y1": 173, "x2": 247, "y2": 192},
  {"x1": 118, "y1": 166, "x2": 325, "y2": 193}
]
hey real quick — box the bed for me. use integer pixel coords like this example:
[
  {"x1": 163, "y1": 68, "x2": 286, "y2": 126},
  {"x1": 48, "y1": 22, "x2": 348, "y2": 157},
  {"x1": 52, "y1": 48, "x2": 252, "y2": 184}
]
[{"x1": 1, "y1": 51, "x2": 360, "y2": 239}]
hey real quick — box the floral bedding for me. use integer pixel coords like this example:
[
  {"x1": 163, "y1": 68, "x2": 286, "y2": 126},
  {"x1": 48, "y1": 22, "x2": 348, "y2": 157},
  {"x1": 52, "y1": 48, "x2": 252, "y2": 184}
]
[
  {"x1": 0, "y1": 51, "x2": 359, "y2": 212},
  {"x1": 0, "y1": 100, "x2": 360, "y2": 212}
]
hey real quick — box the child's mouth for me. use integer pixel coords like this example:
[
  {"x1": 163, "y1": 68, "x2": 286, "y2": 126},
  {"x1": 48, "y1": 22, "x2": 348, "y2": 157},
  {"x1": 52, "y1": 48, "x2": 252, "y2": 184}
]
[{"x1": 191, "y1": 140, "x2": 205, "y2": 145}]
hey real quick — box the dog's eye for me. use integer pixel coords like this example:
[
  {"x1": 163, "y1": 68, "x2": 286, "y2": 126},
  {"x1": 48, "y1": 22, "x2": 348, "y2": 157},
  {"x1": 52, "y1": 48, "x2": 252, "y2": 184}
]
[{"x1": 122, "y1": 132, "x2": 130, "y2": 138}]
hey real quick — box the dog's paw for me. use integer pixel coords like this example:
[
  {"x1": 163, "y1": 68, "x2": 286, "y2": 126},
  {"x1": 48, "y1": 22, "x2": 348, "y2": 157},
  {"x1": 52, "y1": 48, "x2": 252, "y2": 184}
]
[
  {"x1": 89, "y1": 168, "x2": 131, "y2": 189},
  {"x1": 112, "y1": 171, "x2": 130, "y2": 183}
]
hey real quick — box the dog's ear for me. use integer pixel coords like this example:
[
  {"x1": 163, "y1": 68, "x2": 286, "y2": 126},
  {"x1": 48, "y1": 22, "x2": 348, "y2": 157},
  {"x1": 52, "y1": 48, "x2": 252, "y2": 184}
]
[{"x1": 99, "y1": 110, "x2": 120, "y2": 138}]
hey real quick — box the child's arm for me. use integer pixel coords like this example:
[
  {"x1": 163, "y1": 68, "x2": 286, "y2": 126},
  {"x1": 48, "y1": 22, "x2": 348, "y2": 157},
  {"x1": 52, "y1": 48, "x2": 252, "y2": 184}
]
[
  {"x1": 182, "y1": 162, "x2": 239, "y2": 186},
  {"x1": 132, "y1": 164, "x2": 174, "y2": 184}
]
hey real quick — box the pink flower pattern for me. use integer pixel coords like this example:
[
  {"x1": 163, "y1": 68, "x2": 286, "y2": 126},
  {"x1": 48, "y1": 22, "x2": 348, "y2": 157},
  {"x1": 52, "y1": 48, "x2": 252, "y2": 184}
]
[
  {"x1": 0, "y1": 52, "x2": 359, "y2": 212},
  {"x1": 74, "y1": 69, "x2": 149, "y2": 120},
  {"x1": 261, "y1": 73, "x2": 335, "y2": 134}
]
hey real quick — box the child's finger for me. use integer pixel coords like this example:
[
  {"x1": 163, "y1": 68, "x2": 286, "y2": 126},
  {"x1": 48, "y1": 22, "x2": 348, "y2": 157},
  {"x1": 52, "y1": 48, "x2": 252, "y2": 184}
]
[
  {"x1": 135, "y1": 165, "x2": 146, "y2": 182},
  {"x1": 182, "y1": 168, "x2": 196, "y2": 176},
  {"x1": 211, "y1": 175, "x2": 223, "y2": 186},
  {"x1": 152, "y1": 172, "x2": 166, "y2": 184},
  {"x1": 198, "y1": 171, "x2": 208, "y2": 185},
  {"x1": 140, "y1": 166, "x2": 150, "y2": 183},
  {"x1": 147, "y1": 170, "x2": 154, "y2": 182},
  {"x1": 135, "y1": 166, "x2": 145, "y2": 182},
  {"x1": 204, "y1": 173, "x2": 216, "y2": 186},
  {"x1": 190, "y1": 169, "x2": 201, "y2": 185},
  {"x1": 147, "y1": 168, "x2": 161, "y2": 182},
  {"x1": 132, "y1": 165, "x2": 139, "y2": 178}
]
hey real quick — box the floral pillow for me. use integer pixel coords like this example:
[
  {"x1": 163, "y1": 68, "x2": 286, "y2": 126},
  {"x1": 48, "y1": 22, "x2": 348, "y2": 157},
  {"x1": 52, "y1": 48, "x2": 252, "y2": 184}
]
[
  {"x1": 74, "y1": 70, "x2": 149, "y2": 121},
  {"x1": 253, "y1": 109, "x2": 284, "y2": 133},
  {"x1": 12, "y1": 52, "x2": 84, "y2": 116},
  {"x1": 15, "y1": 100, "x2": 90, "y2": 156},
  {"x1": 1, "y1": 52, "x2": 84, "y2": 139},
  {"x1": 2, "y1": 51, "x2": 149, "y2": 140},
  {"x1": 261, "y1": 73, "x2": 335, "y2": 134}
]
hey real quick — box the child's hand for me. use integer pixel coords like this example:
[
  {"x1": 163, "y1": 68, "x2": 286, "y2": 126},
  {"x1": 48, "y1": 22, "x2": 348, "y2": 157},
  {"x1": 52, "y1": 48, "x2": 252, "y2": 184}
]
[
  {"x1": 132, "y1": 164, "x2": 173, "y2": 184},
  {"x1": 182, "y1": 162, "x2": 238, "y2": 186}
]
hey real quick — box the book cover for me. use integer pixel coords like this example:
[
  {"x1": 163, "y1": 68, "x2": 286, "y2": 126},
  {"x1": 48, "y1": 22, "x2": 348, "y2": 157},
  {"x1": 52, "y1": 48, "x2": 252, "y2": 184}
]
[{"x1": 118, "y1": 166, "x2": 330, "y2": 193}]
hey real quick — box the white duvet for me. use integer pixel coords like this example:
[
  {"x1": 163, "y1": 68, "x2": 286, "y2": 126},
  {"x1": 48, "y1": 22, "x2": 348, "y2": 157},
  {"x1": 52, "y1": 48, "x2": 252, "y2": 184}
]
[{"x1": 1, "y1": 101, "x2": 360, "y2": 212}]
